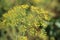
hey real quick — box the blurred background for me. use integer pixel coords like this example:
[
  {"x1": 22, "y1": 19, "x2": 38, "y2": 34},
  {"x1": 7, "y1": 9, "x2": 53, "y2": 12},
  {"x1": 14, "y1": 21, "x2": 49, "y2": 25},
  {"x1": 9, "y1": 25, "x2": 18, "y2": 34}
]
[{"x1": 0, "y1": 0, "x2": 60, "y2": 40}]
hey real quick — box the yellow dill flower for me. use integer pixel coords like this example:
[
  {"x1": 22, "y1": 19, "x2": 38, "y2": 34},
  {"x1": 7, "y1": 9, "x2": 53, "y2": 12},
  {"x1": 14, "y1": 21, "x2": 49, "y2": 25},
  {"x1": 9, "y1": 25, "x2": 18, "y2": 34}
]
[
  {"x1": 44, "y1": 14, "x2": 50, "y2": 20},
  {"x1": 18, "y1": 36, "x2": 28, "y2": 40},
  {"x1": 31, "y1": 6, "x2": 39, "y2": 11},
  {"x1": 2, "y1": 4, "x2": 54, "y2": 29},
  {"x1": 38, "y1": 29, "x2": 48, "y2": 40},
  {"x1": 1, "y1": 4, "x2": 54, "y2": 40},
  {"x1": 21, "y1": 4, "x2": 29, "y2": 9}
]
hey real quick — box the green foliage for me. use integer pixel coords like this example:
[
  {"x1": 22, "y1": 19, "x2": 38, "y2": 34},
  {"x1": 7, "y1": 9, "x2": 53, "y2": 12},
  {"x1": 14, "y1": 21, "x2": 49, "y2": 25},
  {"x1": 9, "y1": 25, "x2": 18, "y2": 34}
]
[
  {"x1": 0, "y1": 4, "x2": 54, "y2": 40},
  {"x1": 55, "y1": 19, "x2": 60, "y2": 28},
  {"x1": 0, "y1": 0, "x2": 15, "y2": 10}
]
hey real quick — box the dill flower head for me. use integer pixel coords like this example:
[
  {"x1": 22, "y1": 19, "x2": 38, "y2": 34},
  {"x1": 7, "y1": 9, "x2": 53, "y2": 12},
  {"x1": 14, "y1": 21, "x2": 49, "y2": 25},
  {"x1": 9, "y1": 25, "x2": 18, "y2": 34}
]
[{"x1": 0, "y1": 4, "x2": 54, "y2": 40}]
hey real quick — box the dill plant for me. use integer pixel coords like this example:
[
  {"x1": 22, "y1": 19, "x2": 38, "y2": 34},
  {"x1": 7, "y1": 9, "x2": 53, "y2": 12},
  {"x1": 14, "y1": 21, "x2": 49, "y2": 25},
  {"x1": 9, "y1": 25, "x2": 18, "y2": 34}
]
[{"x1": 0, "y1": 4, "x2": 54, "y2": 40}]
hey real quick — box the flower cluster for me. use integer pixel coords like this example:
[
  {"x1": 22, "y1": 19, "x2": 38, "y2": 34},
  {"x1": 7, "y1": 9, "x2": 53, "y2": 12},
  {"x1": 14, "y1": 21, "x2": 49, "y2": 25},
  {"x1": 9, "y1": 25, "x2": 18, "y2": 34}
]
[{"x1": 0, "y1": 4, "x2": 54, "y2": 40}]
